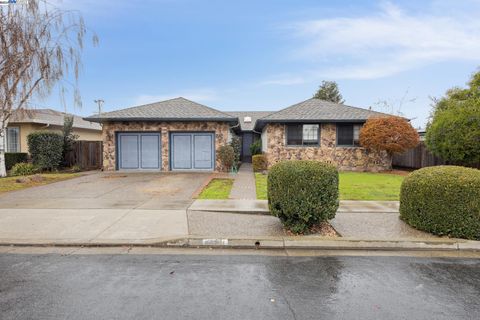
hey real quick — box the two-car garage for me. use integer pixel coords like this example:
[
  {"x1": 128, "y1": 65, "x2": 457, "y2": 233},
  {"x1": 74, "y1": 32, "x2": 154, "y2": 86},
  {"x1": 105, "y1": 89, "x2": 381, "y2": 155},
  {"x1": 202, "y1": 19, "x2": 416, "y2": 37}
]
[{"x1": 117, "y1": 132, "x2": 215, "y2": 171}]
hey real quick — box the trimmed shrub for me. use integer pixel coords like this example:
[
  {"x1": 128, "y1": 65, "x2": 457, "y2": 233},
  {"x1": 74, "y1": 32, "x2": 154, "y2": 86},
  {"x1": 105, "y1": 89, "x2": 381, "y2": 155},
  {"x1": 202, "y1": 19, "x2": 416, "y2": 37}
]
[
  {"x1": 250, "y1": 139, "x2": 262, "y2": 156},
  {"x1": 27, "y1": 131, "x2": 63, "y2": 171},
  {"x1": 268, "y1": 160, "x2": 339, "y2": 233},
  {"x1": 252, "y1": 154, "x2": 267, "y2": 172},
  {"x1": 400, "y1": 166, "x2": 480, "y2": 240},
  {"x1": 218, "y1": 145, "x2": 235, "y2": 171},
  {"x1": 5, "y1": 152, "x2": 28, "y2": 170},
  {"x1": 11, "y1": 162, "x2": 38, "y2": 176}
]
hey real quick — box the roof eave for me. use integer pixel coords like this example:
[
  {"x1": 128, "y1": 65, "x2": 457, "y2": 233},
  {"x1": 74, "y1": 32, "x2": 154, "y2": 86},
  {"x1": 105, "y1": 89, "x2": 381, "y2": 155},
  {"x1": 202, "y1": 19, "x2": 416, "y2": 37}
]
[
  {"x1": 83, "y1": 117, "x2": 238, "y2": 124},
  {"x1": 254, "y1": 118, "x2": 370, "y2": 131}
]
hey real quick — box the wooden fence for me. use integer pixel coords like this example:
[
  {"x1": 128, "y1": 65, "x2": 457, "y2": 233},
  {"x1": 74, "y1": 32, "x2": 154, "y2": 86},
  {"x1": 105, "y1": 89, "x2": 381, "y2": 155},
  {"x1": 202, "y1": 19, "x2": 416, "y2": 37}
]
[
  {"x1": 393, "y1": 141, "x2": 479, "y2": 169},
  {"x1": 65, "y1": 141, "x2": 103, "y2": 170}
]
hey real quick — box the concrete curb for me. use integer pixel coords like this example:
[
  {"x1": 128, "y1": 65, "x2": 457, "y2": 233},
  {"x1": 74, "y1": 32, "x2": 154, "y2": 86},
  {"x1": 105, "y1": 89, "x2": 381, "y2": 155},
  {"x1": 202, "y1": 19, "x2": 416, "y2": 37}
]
[
  {"x1": 1, "y1": 236, "x2": 479, "y2": 252},
  {"x1": 188, "y1": 199, "x2": 270, "y2": 215}
]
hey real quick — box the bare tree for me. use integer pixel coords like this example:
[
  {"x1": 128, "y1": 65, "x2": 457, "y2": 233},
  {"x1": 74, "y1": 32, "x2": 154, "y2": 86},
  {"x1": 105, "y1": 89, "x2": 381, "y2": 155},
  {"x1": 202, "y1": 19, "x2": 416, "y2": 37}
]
[
  {"x1": 0, "y1": 0, "x2": 97, "y2": 176},
  {"x1": 371, "y1": 89, "x2": 417, "y2": 117}
]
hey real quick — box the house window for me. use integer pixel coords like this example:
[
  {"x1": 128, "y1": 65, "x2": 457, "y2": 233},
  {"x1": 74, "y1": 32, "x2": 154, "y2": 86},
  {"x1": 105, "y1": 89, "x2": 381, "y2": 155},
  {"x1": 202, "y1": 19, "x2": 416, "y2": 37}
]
[
  {"x1": 7, "y1": 127, "x2": 20, "y2": 152},
  {"x1": 6, "y1": 127, "x2": 20, "y2": 152},
  {"x1": 286, "y1": 124, "x2": 320, "y2": 146},
  {"x1": 337, "y1": 123, "x2": 362, "y2": 146}
]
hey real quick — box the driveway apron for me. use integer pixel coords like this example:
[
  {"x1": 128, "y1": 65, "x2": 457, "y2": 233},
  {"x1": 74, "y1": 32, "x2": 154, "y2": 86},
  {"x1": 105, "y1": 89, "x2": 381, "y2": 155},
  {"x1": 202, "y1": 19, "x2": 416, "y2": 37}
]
[{"x1": 0, "y1": 172, "x2": 210, "y2": 244}]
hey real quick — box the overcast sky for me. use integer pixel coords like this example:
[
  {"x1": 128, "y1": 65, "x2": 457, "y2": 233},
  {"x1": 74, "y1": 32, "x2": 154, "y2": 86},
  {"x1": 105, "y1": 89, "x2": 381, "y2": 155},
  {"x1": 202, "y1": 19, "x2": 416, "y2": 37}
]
[{"x1": 36, "y1": 0, "x2": 480, "y2": 128}]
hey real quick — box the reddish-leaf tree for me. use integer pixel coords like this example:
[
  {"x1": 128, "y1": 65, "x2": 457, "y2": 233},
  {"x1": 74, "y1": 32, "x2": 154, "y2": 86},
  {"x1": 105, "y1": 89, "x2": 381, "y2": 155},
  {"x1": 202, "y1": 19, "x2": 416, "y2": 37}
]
[{"x1": 359, "y1": 116, "x2": 419, "y2": 168}]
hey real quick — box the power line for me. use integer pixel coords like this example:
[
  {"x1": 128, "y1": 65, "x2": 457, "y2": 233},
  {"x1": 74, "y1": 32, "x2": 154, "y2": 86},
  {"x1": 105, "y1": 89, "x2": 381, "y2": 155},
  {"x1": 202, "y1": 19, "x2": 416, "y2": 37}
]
[{"x1": 94, "y1": 99, "x2": 104, "y2": 115}]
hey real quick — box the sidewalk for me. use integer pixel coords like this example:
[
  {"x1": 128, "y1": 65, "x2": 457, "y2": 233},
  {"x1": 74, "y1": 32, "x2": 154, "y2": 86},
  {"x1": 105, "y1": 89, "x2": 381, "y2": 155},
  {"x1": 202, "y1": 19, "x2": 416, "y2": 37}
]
[
  {"x1": 1, "y1": 198, "x2": 479, "y2": 252},
  {"x1": 229, "y1": 163, "x2": 257, "y2": 199},
  {"x1": 330, "y1": 200, "x2": 435, "y2": 240},
  {"x1": 0, "y1": 208, "x2": 188, "y2": 245},
  {"x1": 188, "y1": 199, "x2": 437, "y2": 240}
]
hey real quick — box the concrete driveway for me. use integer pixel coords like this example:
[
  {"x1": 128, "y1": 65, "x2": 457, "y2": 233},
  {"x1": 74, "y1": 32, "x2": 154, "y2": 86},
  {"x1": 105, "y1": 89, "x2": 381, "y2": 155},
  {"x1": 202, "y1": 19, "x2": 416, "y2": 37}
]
[
  {"x1": 0, "y1": 172, "x2": 210, "y2": 244},
  {"x1": 0, "y1": 171, "x2": 208, "y2": 210}
]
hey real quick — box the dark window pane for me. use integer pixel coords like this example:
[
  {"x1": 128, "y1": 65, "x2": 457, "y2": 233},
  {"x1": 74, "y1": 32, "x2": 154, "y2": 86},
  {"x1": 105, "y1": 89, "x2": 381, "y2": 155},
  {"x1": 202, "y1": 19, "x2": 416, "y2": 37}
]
[
  {"x1": 337, "y1": 124, "x2": 354, "y2": 146},
  {"x1": 286, "y1": 124, "x2": 302, "y2": 145},
  {"x1": 302, "y1": 124, "x2": 319, "y2": 145}
]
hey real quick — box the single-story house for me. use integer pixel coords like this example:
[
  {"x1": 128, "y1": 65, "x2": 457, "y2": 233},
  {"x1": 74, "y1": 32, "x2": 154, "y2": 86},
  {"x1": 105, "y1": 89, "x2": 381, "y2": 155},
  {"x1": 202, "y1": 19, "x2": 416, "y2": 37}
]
[
  {"x1": 84, "y1": 97, "x2": 391, "y2": 172},
  {"x1": 6, "y1": 109, "x2": 102, "y2": 153}
]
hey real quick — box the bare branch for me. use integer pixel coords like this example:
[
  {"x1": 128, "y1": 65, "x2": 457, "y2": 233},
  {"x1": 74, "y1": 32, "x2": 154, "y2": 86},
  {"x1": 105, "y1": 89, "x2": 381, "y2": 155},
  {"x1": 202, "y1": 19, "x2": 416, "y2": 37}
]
[{"x1": 0, "y1": 0, "x2": 98, "y2": 176}]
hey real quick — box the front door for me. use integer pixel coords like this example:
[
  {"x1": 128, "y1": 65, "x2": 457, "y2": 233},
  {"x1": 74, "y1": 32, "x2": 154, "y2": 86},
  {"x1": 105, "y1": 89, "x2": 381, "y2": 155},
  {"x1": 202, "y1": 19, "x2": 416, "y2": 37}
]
[{"x1": 242, "y1": 132, "x2": 253, "y2": 162}]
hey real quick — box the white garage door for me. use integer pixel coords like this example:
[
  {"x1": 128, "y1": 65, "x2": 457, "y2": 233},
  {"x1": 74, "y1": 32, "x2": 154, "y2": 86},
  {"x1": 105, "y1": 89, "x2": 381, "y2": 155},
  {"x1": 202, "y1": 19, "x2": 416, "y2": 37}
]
[
  {"x1": 118, "y1": 133, "x2": 161, "y2": 170},
  {"x1": 170, "y1": 133, "x2": 215, "y2": 171}
]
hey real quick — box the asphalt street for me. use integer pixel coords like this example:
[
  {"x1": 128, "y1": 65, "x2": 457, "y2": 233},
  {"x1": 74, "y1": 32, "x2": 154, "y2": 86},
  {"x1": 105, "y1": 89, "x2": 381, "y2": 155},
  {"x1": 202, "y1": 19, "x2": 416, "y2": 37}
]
[{"x1": 1, "y1": 252, "x2": 479, "y2": 320}]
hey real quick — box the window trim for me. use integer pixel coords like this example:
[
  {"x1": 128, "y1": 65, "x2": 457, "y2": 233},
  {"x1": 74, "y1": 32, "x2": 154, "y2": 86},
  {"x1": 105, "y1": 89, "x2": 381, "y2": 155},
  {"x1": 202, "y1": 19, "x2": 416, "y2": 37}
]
[
  {"x1": 285, "y1": 123, "x2": 320, "y2": 147},
  {"x1": 336, "y1": 123, "x2": 362, "y2": 147},
  {"x1": 6, "y1": 126, "x2": 20, "y2": 153}
]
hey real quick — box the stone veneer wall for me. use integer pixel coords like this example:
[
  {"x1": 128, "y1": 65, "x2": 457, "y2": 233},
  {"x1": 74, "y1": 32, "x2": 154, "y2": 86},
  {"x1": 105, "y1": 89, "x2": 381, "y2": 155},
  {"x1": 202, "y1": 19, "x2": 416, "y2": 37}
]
[
  {"x1": 264, "y1": 123, "x2": 390, "y2": 172},
  {"x1": 102, "y1": 121, "x2": 230, "y2": 171}
]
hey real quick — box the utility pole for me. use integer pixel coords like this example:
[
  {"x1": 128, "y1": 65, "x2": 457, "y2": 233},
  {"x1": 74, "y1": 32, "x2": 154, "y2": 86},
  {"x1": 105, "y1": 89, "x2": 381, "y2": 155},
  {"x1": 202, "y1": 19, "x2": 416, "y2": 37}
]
[{"x1": 94, "y1": 99, "x2": 104, "y2": 115}]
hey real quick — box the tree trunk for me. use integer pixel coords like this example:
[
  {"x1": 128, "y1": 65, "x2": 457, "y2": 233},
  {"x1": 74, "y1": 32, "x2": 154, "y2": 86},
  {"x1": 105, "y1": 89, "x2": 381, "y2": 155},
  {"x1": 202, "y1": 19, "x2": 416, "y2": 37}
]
[
  {"x1": 0, "y1": 126, "x2": 6, "y2": 177},
  {"x1": 387, "y1": 152, "x2": 393, "y2": 170}
]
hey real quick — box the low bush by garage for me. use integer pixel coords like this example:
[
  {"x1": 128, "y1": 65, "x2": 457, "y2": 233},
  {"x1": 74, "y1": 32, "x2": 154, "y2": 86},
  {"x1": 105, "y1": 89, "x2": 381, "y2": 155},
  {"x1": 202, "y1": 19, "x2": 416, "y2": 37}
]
[
  {"x1": 267, "y1": 160, "x2": 339, "y2": 233},
  {"x1": 218, "y1": 145, "x2": 235, "y2": 171},
  {"x1": 400, "y1": 166, "x2": 480, "y2": 240}
]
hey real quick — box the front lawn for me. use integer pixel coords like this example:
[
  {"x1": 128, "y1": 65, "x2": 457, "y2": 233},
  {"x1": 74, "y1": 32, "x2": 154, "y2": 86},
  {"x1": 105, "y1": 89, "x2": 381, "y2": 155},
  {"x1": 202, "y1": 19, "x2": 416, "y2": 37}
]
[
  {"x1": 197, "y1": 178, "x2": 234, "y2": 199},
  {"x1": 255, "y1": 173, "x2": 268, "y2": 200},
  {"x1": 0, "y1": 173, "x2": 82, "y2": 194},
  {"x1": 255, "y1": 171, "x2": 405, "y2": 201}
]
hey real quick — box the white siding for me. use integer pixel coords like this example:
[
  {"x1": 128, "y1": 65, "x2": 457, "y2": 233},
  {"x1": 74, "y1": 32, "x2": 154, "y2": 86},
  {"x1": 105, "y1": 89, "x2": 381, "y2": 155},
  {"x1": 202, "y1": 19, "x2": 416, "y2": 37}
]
[{"x1": 261, "y1": 127, "x2": 267, "y2": 153}]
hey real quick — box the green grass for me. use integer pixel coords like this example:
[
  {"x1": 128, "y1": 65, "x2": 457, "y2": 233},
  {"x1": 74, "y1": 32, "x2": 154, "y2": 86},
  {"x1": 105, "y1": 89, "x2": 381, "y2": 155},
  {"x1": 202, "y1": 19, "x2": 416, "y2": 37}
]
[
  {"x1": 0, "y1": 173, "x2": 82, "y2": 194},
  {"x1": 197, "y1": 178, "x2": 234, "y2": 199},
  {"x1": 254, "y1": 171, "x2": 405, "y2": 201},
  {"x1": 339, "y1": 172, "x2": 404, "y2": 200},
  {"x1": 255, "y1": 173, "x2": 268, "y2": 200}
]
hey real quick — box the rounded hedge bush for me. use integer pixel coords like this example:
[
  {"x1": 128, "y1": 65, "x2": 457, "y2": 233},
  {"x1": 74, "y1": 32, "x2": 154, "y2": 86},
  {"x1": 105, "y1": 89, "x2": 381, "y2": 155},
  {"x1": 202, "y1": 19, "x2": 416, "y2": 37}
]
[
  {"x1": 268, "y1": 160, "x2": 339, "y2": 233},
  {"x1": 400, "y1": 166, "x2": 480, "y2": 240}
]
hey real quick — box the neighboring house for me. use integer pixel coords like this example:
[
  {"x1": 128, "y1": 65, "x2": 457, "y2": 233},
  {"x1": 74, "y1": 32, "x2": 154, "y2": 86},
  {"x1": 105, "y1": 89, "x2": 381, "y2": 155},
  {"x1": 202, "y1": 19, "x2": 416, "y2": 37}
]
[
  {"x1": 417, "y1": 128, "x2": 426, "y2": 141},
  {"x1": 6, "y1": 109, "x2": 102, "y2": 153},
  {"x1": 85, "y1": 97, "x2": 391, "y2": 172}
]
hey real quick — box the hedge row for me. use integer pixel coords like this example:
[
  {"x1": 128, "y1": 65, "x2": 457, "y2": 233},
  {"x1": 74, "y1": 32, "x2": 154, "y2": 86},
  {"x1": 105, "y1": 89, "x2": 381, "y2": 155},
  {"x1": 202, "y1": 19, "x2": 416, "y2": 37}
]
[{"x1": 5, "y1": 152, "x2": 28, "y2": 170}]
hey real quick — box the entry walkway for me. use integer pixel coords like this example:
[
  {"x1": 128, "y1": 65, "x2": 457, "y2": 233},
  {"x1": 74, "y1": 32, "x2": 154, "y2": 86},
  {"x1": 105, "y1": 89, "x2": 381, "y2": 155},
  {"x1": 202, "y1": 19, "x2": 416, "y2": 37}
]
[{"x1": 229, "y1": 163, "x2": 257, "y2": 200}]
